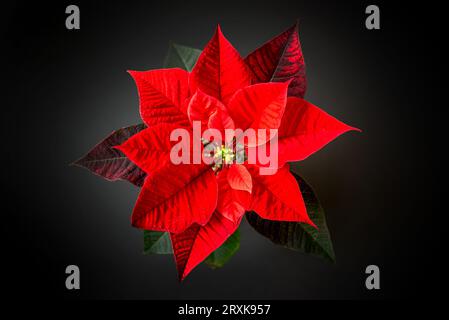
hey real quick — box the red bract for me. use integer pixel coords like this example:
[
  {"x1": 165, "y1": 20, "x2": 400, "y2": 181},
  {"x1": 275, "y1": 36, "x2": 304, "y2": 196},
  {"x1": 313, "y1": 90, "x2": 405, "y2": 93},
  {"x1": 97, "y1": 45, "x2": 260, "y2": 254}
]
[
  {"x1": 116, "y1": 25, "x2": 358, "y2": 280},
  {"x1": 245, "y1": 22, "x2": 307, "y2": 98}
]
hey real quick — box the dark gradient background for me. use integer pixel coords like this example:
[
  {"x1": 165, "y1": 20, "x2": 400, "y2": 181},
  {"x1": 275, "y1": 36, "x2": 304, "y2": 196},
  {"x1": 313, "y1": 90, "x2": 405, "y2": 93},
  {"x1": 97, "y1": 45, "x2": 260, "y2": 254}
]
[{"x1": 2, "y1": 1, "x2": 441, "y2": 299}]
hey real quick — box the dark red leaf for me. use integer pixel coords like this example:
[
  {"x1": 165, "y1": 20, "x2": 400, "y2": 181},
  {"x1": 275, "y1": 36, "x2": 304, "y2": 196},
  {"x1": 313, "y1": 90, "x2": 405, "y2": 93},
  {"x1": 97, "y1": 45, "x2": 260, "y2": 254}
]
[
  {"x1": 72, "y1": 124, "x2": 147, "y2": 187},
  {"x1": 245, "y1": 23, "x2": 307, "y2": 98}
]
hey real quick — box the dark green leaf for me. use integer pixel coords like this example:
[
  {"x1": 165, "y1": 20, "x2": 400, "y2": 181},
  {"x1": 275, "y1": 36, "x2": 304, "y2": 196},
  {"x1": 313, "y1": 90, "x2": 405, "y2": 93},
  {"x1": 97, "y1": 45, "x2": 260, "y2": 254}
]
[
  {"x1": 163, "y1": 42, "x2": 201, "y2": 71},
  {"x1": 143, "y1": 231, "x2": 172, "y2": 254},
  {"x1": 143, "y1": 228, "x2": 241, "y2": 268},
  {"x1": 205, "y1": 229, "x2": 240, "y2": 269},
  {"x1": 246, "y1": 173, "x2": 336, "y2": 262}
]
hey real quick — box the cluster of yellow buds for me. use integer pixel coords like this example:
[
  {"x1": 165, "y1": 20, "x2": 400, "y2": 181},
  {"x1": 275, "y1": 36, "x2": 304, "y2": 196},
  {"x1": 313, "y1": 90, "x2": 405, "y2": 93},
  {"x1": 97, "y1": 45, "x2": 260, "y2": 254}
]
[{"x1": 212, "y1": 145, "x2": 235, "y2": 172}]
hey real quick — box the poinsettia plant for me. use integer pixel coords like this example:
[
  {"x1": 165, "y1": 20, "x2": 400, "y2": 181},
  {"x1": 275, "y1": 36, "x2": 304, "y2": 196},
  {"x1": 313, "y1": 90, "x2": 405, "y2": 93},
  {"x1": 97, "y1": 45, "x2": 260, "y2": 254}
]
[{"x1": 73, "y1": 23, "x2": 359, "y2": 280}]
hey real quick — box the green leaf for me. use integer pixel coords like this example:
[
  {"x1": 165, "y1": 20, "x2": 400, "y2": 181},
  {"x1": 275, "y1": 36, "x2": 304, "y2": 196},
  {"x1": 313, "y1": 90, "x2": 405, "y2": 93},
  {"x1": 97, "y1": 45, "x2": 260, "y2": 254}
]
[
  {"x1": 143, "y1": 231, "x2": 172, "y2": 254},
  {"x1": 246, "y1": 173, "x2": 336, "y2": 262},
  {"x1": 143, "y1": 228, "x2": 241, "y2": 268},
  {"x1": 163, "y1": 42, "x2": 201, "y2": 71},
  {"x1": 205, "y1": 229, "x2": 240, "y2": 269}
]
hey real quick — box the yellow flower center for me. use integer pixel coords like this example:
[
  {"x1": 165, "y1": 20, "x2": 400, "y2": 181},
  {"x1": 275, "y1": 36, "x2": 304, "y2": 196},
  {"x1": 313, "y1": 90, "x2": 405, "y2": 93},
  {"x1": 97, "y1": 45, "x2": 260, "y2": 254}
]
[{"x1": 212, "y1": 145, "x2": 235, "y2": 172}]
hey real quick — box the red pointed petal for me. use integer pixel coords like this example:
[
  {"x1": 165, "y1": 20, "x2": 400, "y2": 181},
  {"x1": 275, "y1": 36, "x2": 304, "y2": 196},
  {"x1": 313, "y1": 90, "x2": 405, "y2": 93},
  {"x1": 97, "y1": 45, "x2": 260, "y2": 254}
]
[
  {"x1": 128, "y1": 68, "x2": 190, "y2": 127},
  {"x1": 217, "y1": 191, "x2": 248, "y2": 225},
  {"x1": 115, "y1": 123, "x2": 177, "y2": 174},
  {"x1": 217, "y1": 199, "x2": 245, "y2": 225},
  {"x1": 189, "y1": 26, "x2": 252, "y2": 105},
  {"x1": 132, "y1": 164, "x2": 217, "y2": 233},
  {"x1": 208, "y1": 107, "x2": 235, "y2": 134},
  {"x1": 171, "y1": 211, "x2": 241, "y2": 280},
  {"x1": 216, "y1": 169, "x2": 250, "y2": 224},
  {"x1": 247, "y1": 164, "x2": 315, "y2": 226},
  {"x1": 247, "y1": 97, "x2": 359, "y2": 169},
  {"x1": 228, "y1": 82, "x2": 288, "y2": 145},
  {"x1": 228, "y1": 82, "x2": 288, "y2": 129},
  {"x1": 245, "y1": 23, "x2": 307, "y2": 98},
  {"x1": 227, "y1": 164, "x2": 252, "y2": 193},
  {"x1": 277, "y1": 97, "x2": 360, "y2": 166},
  {"x1": 187, "y1": 90, "x2": 234, "y2": 135}
]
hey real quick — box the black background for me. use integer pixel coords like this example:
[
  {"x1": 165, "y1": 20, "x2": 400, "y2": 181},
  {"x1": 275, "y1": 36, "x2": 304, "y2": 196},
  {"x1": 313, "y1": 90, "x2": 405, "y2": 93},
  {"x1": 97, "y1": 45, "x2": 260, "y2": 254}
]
[{"x1": 2, "y1": 1, "x2": 442, "y2": 300}]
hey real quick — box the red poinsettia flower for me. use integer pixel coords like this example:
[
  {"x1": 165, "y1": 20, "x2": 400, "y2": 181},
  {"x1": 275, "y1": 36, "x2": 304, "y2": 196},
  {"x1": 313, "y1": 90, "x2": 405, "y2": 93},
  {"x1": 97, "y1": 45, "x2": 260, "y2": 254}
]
[{"x1": 115, "y1": 26, "x2": 358, "y2": 280}]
